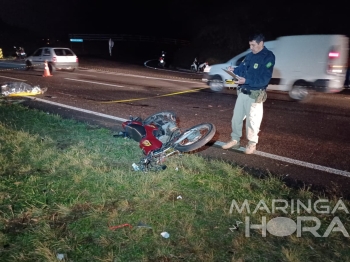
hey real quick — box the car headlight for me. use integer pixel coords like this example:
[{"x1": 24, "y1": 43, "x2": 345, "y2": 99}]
[{"x1": 204, "y1": 66, "x2": 211, "y2": 72}]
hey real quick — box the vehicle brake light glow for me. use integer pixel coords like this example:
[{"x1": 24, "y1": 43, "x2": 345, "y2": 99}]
[{"x1": 328, "y1": 52, "x2": 339, "y2": 58}]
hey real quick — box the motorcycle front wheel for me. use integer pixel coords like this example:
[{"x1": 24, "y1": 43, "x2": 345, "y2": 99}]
[{"x1": 174, "y1": 123, "x2": 216, "y2": 153}]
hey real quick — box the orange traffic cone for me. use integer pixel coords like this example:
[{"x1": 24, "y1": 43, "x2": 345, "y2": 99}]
[{"x1": 42, "y1": 60, "x2": 52, "y2": 77}]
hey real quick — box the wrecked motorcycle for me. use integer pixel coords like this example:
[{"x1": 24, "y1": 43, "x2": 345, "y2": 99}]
[{"x1": 119, "y1": 111, "x2": 216, "y2": 171}]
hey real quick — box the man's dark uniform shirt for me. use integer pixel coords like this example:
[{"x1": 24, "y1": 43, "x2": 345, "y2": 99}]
[{"x1": 234, "y1": 46, "x2": 275, "y2": 91}]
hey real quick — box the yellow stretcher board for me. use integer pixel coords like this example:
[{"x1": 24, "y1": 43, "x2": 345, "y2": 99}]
[{"x1": 6, "y1": 90, "x2": 45, "y2": 97}]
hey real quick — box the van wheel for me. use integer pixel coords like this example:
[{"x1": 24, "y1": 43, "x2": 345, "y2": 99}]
[
  {"x1": 289, "y1": 80, "x2": 312, "y2": 101},
  {"x1": 209, "y1": 75, "x2": 224, "y2": 92}
]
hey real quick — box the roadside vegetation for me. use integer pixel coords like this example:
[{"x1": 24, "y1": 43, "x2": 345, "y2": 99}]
[{"x1": 1, "y1": 100, "x2": 349, "y2": 262}]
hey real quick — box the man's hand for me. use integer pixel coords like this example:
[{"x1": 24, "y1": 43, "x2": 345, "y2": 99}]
[
  {"x1": 235, "y1": 76, "x2": 246, "y2": 85},
  {"x1": 226, "y1": 66, "x2": 245, "y2": 84}
]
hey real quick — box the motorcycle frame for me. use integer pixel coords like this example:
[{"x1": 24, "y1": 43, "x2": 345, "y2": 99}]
[
  {"x1": 140, "y1": 146, "x2": 180, "y2": 171},
  {"x1": 122, "y1": 119, "x2": 178, "y2": 156}
]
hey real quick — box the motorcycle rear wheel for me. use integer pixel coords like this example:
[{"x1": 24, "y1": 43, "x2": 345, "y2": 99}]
[
  {"x1": 143, "y1": 111, "x2": 176, "y2": 125},
  {"x1": 174, "y1": 123, "x2": 216, "y2": 152}
]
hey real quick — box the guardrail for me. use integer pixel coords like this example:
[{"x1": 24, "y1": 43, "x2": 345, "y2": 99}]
[{"x1": 68, "y1": 34, "x2": 190, "y2": 46}]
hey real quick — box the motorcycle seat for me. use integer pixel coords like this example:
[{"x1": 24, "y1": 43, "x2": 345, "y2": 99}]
[{"x1": 125, "y1": 124, "x2": 146, "y2": 142}]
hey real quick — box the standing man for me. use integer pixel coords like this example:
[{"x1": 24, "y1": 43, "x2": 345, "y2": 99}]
[
  {"x1": 222, "y1": 33, "x2": 275, "y2": 154},
  {"x1": 108, "y1": 38, "x2": 114, "y2": 57}
]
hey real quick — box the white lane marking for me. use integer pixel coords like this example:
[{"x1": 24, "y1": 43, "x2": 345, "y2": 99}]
[
  {"x1": 70, "y1": 73, "x2": 97, "y2": 77},
  {"x1": 111, "y1": 72, "x2": 201, "y2": 84},
  {"x1": 143, "y1": 59, "x2": 202, "y2": 75},
  {"x1": 212, "y1": 142, "x2": 350, "y2": 178},
  {"x1": 24, "y1": 96, "x2": 127, "y2": 122},
  {"x1": 23, "y1": 97, "x2": 350, "y2": 178},
  {"x1": 255, "y1": 150, "x2": 350, "y2": 178},
  {"x1": 64, "y1": 78, "x2": 124, "y2": 87},
  {"x1": 112, "y1": 72, "x2": 200, "y2": 84},
  {"x1": 0, "y1": 75, "x2": 27, "y2": 81},
  {"x1": 79, "y1": 69, "x2": 201, "y2": 84}
]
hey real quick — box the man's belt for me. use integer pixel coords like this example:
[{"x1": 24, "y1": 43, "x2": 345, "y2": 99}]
[
  {"x1": 238, "y1": 87, "x2": 264, "y2": 95},
  {"x1": 238, "y1": 87, "x2": 251, "y2": 95}
]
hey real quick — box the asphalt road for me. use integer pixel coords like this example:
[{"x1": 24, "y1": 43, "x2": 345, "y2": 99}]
[{"x1": 1, "y1": 57, "x2": 350, "y2": 198}]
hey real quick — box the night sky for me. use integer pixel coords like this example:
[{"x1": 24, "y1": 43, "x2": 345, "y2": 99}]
[{"x1": 1, "y1": 1, "x2": 349, "y2": 40}]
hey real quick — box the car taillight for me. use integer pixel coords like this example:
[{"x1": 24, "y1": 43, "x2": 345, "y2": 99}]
[
  {"x1": 52, "y1": 56, "x2": 57, "y2": 62},
  {"x1": 76, "y1": 57, "x2": 79, "y2": 63}
]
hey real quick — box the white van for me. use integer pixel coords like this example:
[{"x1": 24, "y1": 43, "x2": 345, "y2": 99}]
[{"x1": 203, "y1": 34, "x2": 349, "y2": 101}]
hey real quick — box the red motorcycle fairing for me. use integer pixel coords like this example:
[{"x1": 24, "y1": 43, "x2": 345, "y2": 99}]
[
  {"x1": 140, "y1": 125, "x2": 163, "y2": 155},
  {"x1": 122, "y1": 120, "x2": 163, "y2": 155}
]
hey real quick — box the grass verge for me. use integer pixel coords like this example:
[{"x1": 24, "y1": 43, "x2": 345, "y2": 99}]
[{"x1": 0, "y1": 101, "x2": 349, "y2": 262}]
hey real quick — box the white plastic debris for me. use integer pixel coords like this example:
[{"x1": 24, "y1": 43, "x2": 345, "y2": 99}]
[
  {"x1": 132, "y1": 163, "x2": 140, "y2": 171},
  {"x1": 175, "y1": 167, "x2": 178, "y2": 171},
  {"x1": 177, "y1": 195, "x2": 182, "y2": 199},
  {"x1": 161, "y1": 231, "x2": 170, "y2": 238},
  {"x1": 56, "y1": 253, "x2": 64, "y2": 260}
]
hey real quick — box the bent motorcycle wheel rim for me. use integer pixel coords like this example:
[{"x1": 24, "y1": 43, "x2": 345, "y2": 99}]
[{"x1": 174, "y1": 123, "x2": 216, "y2": 153}]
